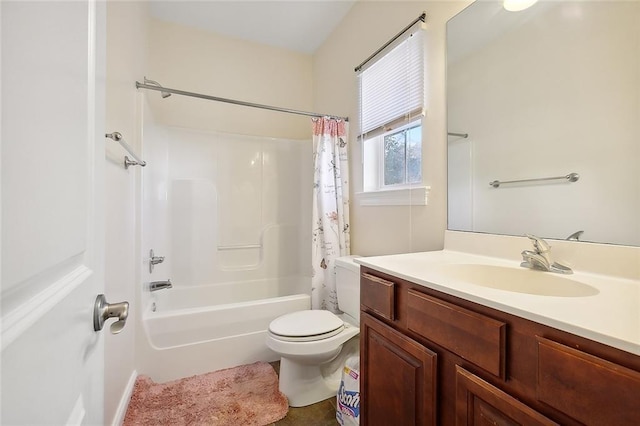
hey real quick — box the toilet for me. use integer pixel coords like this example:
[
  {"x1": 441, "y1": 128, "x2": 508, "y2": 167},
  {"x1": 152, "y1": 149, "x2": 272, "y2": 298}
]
[{"x1": 266, "y1": 256, "x2": 361, "y2": 407}]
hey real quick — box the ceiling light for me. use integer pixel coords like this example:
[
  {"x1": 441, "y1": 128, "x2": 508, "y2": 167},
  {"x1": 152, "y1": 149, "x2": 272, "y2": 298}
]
[{"x1": 503, "y1": 0, "x2": 539, "y2": 12}]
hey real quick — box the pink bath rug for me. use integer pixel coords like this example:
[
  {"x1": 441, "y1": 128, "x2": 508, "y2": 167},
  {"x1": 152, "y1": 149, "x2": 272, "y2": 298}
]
[{"x1": 123, "y1": 361, "x2": 288, "y2": 425}]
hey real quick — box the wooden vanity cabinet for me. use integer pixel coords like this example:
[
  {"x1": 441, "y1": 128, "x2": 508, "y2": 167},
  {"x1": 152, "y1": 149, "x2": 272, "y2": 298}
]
[
  {"x1": 360, "y1": 312, "x2": 437, "y2": 425},
  {"x1": 359, "y1": 266, "x2": 640, "y2": 426},
  {"x1": 454, "y1": 366, "x2": 558, "y2": 426}
]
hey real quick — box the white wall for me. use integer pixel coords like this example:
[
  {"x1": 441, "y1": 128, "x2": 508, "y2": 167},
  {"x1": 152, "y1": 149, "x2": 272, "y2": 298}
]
[
  {"x1": 313, "y1": 1, "x2": 471, "y2": 256},
  {"x1": 146, "y1": 18, "x2": 314, "y2": 140},
  {"x1": 448, "y1": 2, "x2": 640, "y2": 246},
  {"x1": 104, "y1": 1, "x2": 149, "y2": 424}
]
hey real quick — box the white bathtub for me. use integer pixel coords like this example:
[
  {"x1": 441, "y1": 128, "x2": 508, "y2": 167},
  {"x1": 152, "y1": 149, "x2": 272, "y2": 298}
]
[{"x1": 138, "y1": 278, "x2": 310, "y2": 382}]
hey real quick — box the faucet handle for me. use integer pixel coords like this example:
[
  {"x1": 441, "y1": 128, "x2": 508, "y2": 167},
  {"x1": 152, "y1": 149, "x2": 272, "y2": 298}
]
[
  {"x1": 525, "y1": 234, "x2": 551, "y2": 253},
  {"x1": 565, "y1": 230, "x2": 584, "y2": 241},
  {"x1": 149, "y1": 249, "x2": 165, "y2": 273}
]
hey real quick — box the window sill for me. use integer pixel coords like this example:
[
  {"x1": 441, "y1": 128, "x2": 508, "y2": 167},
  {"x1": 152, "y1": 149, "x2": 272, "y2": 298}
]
[{"x1": 356, "y1": 186, "x2": 430, "y2": 206}]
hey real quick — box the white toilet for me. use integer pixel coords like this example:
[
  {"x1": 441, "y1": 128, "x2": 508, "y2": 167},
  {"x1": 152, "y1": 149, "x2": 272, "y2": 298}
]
[{"x1": 266, "y1": 256, "x2": 361, "y2": 407}]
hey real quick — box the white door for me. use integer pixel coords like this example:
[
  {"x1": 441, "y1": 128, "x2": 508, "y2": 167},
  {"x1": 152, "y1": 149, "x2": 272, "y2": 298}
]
[{"x1": 1, "y1": 1, "x2": 107, "y2": 424}]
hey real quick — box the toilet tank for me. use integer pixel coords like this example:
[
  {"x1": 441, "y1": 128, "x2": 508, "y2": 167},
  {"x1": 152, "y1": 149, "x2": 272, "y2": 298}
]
[{"x1": 335, "y1": 255, "x2": 361, "y2": 324}]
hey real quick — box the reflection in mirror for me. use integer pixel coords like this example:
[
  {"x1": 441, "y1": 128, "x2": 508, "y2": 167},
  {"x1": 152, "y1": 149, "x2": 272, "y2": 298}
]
[{"x1": 446, "y1": 1, "x2": 640, "y2": 246}]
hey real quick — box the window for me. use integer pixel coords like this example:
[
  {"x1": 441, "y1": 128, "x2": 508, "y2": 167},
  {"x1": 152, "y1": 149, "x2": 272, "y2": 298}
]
[
  {"x1": 363, "y1": 120, "x2": 422, "y2": 192},
  {"x1": 357, "y1": 21, "x2": 428, "y2": 205},
  {"x1": 384, "y1": 124, "x2": 422, "y2": 186}
]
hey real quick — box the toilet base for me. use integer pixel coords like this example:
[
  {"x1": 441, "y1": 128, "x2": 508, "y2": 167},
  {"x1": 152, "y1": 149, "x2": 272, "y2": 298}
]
[
  {"x1": 276, "y1": 337, "x2": 360, "y2": 407},
  {"x1": 279, "y1": 357, "x2": 341, "y2": 407}
]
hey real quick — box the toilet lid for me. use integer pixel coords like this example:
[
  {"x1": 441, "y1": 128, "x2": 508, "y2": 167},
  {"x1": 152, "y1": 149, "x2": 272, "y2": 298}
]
[{"x1": 269, "y1": 310, "x2": 344, "y2": 339}]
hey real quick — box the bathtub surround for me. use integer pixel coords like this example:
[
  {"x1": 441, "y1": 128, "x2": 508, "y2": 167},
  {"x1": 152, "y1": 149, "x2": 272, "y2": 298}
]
[
  {"x1": 124, "y1": 362, "x2": 288, "y2": 425},
  {"x1": 137, "y1": 99, "x2": 312, "y2": 383},
  {"x1": 312, "y1": 117, "x2": 351, "y2": 312},
  {"x1": 141, "y1": 119, "x2": 312, "y2": 289}
]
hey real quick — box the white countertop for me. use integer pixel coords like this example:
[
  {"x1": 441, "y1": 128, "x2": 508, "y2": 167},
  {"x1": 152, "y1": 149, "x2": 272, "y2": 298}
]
[{"x1": 355, "y1": 250, "x2": 640, "y2": 356}]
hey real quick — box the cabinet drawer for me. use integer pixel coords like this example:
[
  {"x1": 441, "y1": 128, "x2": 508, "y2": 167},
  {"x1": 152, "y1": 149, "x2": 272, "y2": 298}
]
[
  {"x1": 361, "y1": 272, "x2": 395, "y2": 320},
  {"x1": 407, "y1": 289, "x2": 506, "y2": 378},
  {"x1": 537, "y1": 337, "x2": 640, "y2": 425}
]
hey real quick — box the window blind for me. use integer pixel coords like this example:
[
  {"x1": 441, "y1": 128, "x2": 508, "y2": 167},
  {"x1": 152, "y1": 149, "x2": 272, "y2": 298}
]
[{"x1": 358, "y1": 28, "x2": 424, "y2": 137}]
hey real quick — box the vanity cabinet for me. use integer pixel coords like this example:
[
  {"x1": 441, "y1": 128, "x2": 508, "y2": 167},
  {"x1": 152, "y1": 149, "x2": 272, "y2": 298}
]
[
  {"x1": 360, "y1": 312, "x2": 437, "y2": 425},
  {"x1": 454, "y1": 366, "x2": 558, "y2": 426},
  {"x1": 359, "y1": 267, "x2": 640, "y2": 425}
]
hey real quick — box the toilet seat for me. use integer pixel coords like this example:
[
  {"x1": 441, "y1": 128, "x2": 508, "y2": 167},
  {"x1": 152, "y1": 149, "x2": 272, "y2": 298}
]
[{"x1": 269, "y1": 310, "x2": 344, "y2": 342}]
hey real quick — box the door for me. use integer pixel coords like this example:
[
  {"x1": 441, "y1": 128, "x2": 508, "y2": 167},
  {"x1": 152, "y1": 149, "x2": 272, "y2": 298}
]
[
  {"x1": 1, "y1": 1, "x2": 106, "y2": 424},
  {"x1": 455, "y1": 366, "x2": 558, "y2": 426},
  {"x1": 360, "y1": 312, "x2": 438, "y2": 426}
]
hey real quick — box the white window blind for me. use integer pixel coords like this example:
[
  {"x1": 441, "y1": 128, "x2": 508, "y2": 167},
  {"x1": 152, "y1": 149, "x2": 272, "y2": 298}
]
[{"x1": 358, "y1": 28, "x2": 424, "y2": 136}]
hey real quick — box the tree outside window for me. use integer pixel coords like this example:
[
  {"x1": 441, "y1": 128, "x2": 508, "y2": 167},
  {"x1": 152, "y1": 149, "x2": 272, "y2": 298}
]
[{"x1": 383, "y1": 125, "x2": 422, "y2": 186}]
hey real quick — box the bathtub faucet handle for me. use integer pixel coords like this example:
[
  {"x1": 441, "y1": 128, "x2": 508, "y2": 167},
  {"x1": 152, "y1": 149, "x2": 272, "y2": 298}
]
[{"x1": 149, "y1": 249, "x2": 165, "y2": 273}]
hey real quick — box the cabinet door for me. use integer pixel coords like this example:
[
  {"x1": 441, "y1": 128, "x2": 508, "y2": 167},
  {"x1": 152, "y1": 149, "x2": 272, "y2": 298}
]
[
  {"x1": 536, "y1": 337, "x2": 640, "y2": 425},
  {"x1": 455, "y1": 366, "x2": 558, "y2": 426},
  {"x1": 360, "y1": 312, "x2": 437, "y2": 426}
]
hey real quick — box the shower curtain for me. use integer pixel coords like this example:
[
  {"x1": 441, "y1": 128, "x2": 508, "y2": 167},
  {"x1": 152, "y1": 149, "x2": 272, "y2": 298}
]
[{"x1": 311, "y1": 117, "x2": 351, "y2": 312}]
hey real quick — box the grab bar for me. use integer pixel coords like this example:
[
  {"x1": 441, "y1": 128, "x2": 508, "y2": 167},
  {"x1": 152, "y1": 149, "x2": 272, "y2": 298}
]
[
  {"x1": 105, "y1": 132, "x2": 147, "y2": 169},
  {"x1": 218, "y1": 244, "x2": 262, "y2": 251},
  {"x1": 490, "y1": 172, "x2": 579, "y2": 188}
]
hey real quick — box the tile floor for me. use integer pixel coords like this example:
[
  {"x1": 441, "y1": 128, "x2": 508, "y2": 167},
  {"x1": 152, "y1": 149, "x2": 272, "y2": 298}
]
[{"x1": 269, "y1": 362, "x2": 339, "y2": 426}]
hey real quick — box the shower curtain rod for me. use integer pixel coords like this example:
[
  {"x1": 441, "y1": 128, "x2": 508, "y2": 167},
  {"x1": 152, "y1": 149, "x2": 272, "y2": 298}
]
[{"x1": 136, "y1": 81, "x2": 349, "y2": 122}]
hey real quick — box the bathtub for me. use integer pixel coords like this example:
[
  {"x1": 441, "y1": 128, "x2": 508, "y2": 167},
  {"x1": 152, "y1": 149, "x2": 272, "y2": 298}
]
[{"x1": 137, "y1": 278, "x2": 310, "y2": 382}]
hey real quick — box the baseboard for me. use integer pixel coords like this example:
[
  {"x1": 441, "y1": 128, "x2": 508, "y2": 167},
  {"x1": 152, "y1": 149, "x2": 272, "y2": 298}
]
[{"x1": 112, "y1": 370, "x2": 138, "y2": 426}]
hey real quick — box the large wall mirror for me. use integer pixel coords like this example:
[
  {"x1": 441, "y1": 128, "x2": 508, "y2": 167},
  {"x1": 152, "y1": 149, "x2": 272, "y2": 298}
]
[{"x1": 446, "y1": 1, "x2": 639, "y2": 246}]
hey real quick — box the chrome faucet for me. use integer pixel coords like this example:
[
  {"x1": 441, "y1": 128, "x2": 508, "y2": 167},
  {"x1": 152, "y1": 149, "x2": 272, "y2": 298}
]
[
  {"x1": 149, "y1": 279, "x2": 173, "y2": 292},
  {"x1": 565, "y1": 230, "x2": 584, "y2": 241},
  {"x1": 520, "y1": 234, "x2": 572, "y2": 274}
]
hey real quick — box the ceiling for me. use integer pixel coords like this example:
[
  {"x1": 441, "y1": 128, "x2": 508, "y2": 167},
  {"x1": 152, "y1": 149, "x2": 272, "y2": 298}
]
[{"x1": 149, "y1": 1, "x2": 357, "y2": 55}]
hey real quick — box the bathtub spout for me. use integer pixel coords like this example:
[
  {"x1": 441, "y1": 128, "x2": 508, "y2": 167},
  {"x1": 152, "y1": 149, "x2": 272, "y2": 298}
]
[{"x1": 150, "y1": 279, "x2": 172, "y2": 292}]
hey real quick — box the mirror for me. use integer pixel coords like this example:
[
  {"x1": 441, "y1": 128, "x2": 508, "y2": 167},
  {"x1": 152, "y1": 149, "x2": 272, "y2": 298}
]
[{"x1": 446, "y1": 1, "x2": 640, "y2": 246}]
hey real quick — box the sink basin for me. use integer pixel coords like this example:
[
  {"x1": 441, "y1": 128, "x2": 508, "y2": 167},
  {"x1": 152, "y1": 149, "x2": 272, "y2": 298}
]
[{"x1": 435, "y1": 264, "x2": 599, "y2": 297}]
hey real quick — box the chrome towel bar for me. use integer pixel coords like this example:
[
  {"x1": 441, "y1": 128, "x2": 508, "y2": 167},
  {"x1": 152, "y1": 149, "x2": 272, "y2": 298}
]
[
  {"x1": 105, "y1": 132, "x2": 146, "y2": 169},
  {"x1": 447, "y1": 132, "x2": 468, "y2": 138},
  {"x1": 217, "y1": 244, "x2": 262, "y2": 251},
  {"x1": 490, "y1": 172, "x2": 579, "y2": 188}
]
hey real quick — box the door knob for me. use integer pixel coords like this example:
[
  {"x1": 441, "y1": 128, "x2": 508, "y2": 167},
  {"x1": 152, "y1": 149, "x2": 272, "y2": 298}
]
[{"x1": 93, "y1": 294, "x2": 129, "y2": 334}]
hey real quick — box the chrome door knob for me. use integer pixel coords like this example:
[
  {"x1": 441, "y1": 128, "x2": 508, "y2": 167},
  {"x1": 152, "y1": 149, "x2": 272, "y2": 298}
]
[{"x1": 93, "y1": 294, "x2": 129, "y2": 334}]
